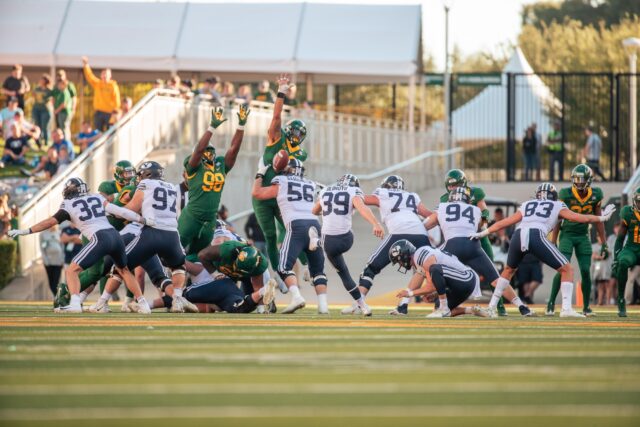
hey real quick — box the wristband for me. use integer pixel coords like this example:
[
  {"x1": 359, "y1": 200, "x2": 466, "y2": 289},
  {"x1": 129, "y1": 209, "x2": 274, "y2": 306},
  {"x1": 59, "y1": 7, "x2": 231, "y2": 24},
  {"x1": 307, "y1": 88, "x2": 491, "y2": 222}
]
[
  {"x1": 237, "y1": 125, "x2": 244, "y2": 131},
  {"x1": 207, "y1": 126, "x2": 216, "y2": 133},
  {"x1": 28, "y1": 228, "x2": 32, "y2": 234},
  {"x1": 407, "y1": 290, "x2": 414, "y2": 298},
  {"x1": 277, "y1": 92, "x2": 286, "y2": 99}
]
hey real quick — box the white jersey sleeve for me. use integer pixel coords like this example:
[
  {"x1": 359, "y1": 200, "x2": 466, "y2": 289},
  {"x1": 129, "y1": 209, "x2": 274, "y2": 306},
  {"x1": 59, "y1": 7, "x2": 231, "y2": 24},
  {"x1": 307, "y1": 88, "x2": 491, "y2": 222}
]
[
  {"x1": 517, "y1": 199, "x2": 566, "y2": 234},
  {"x1": 412, "y1": 246, "x2": 469, "y2": 275},
  {"x1": 138, "y1": 179, "x2": 179, "y2": 231},
  {"x1": 60, "y1": 193, "x2": 112, "y2": 239},
  {"x1": 437, "y1": 202, "x2": 481, "y2": 240},
  {"x1": 374, "y1": 188, "x2": 427, "y2": 235},
  {"x1": 319, "y1": 185, "x2": 363, "y2": 236},
  {"x1": 274, "y1": 175, "x2": 317, "y2": 225}
]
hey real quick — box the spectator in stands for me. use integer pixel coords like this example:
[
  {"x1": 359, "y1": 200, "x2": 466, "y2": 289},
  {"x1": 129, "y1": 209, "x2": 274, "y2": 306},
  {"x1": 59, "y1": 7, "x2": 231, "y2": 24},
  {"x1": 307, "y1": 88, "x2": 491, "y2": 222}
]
[
  {"x1": 236, "y1": 84, "x2": 252, "y2": 104},
  {"x1": 109, "y1": 108, "x2": 123, "y2": 127},
  {"x1": 51, "y1": 79, "x2": 72, "y2": 139},
  {"x1": 490, "y1": 207, "x2": 512, "y2": 249},
  {"x1": 217, "y1": 205, "x2": 236, "y2": 232},
  {"x1": 0, "y1": 97, "x2": 22, "y2": 136},
  {"x1": 0, "y1": 194, "x2": 11, "y2": 238},
  {"x1": 76, "y1": 121, "x2": 101, "y2": 152},
  {"x1": 25, "y1": 147, "x2": 60, "y2": 180},
  {"x1": 2, "y1": 65, "x2": 30, "y2": 109},
  {"x1": 82, "y1": 56, "x2": 121, "y2": 132},
  {"x1": 121, "y1": 96, "x2": 133, "y2": 115},
  {"x1": 32, "y1": 74, "x2": 53, "y2": 148},
  {"x1": 51, "y1": 128, "x2": 75, "y2": 161},
  {"x1": 546, "y1": 121, "x2": 562, "y2": 182},
  {"x1": 153, "y1": 79, "x2": 164, "y2": 90},
  {"x1": 56, "y1": 70, "x2": 78, "y2": 126},
  {"x1": 253, "y1": 80, "x2": 275, "y2": 103},
  {"x1": 221, "y1": 82, "x2": 235, "y2": 105},
  {"x1": 57, "y1": 145, "x2": 71, "y2": 173},
  {"x1": 583, "y1": 126, "x2": 606, "y2": 181},
  {"x1": 40, "y1": 224, "x2": 64, "y2": 296},
  {"x1": 10, "y1": 111, "x2": 40, "y2": 141},
  {"x1": 199, "y1": 77, "x2": 223, "y2": 105},
  {"x1": 0, "y1": 123, "x2": 30, "y2": 168},
  {"x1": 531, "y1": 122, "x2": 542, "y2": 181},
  {"x1": 60, "y1": 223, "x2": 83, "y2": 271},
  {"x1": 245, "y1": 212, "x2": 267, "y2": 257},
  {"x1": 284, "y1": 85, "x2": 298, "y2": 107},
  {"x1": 522, "y1": 126, "x2": 537, "y2": 181}
]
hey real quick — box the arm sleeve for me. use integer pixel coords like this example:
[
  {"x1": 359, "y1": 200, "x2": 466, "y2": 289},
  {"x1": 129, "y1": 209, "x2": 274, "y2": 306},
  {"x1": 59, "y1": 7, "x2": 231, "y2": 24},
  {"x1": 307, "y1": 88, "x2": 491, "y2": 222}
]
[
  {"x1": 68, "y1": 82, "x2": 77, "y2": 98},
  {"x1": 105, "y1": 203, "x2": 143, "y2": 223},
  {"x1": 82, "y1": 65, "x2": 99, "y2": 87},
  {"x1": 53, "y1": 209, "x2": 71, "y2": 224}
]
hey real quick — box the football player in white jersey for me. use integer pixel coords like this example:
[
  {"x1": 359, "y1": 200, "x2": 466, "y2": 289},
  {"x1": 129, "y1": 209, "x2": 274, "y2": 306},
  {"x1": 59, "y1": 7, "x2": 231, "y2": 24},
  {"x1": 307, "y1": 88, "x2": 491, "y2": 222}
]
[
  {"x1": 355, "y1": 175, "x2": 432, "y2": 316},
  {"x1": 8, "y1": 178, "x2": 150, "y2": 313},
  {"x1": 310, "y1": 174, "x2": 384, "y2": 317},
  {"x1": 91, "y1": 161, "x2": 198, "y2": 314},
  {"x1": 472, "y1": 183, "x2": 616, "y2": 318},
  {"x1": 389, "y1": 240, "x2": 489, "y2": 318},
  {"x1": 424, "y1": 187, "x2": 534, "y2": 317},
  {"x1": 252, "y1": 158, "x2": 327, "y2": 314}
]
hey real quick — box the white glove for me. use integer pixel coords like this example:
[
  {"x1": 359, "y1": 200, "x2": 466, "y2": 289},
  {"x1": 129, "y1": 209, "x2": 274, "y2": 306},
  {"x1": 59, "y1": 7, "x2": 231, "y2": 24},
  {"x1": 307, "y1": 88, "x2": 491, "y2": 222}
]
[
  {"x1": 276, "y1": 73, "x2": 294, "y2": 94},
  {"x1": 8, "y1": 229, "x2": 30, "y2": 238},
  {"x1": 256, "y1": 157, "x2": 269, "y2": 177},
  {"x1": 142, "y1": 217, "x2": 156, "y2": 227},
  {"x1": 469, "y1": 229, "x2": 489, "y2": 240},
  {"x1": 600, "y1": 204, "x2": 616, "y2": 222}
]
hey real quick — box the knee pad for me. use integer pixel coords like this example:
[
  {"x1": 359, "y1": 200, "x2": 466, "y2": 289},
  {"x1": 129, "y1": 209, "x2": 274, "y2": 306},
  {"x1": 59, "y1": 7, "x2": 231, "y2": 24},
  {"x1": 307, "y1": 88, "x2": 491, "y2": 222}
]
[
  {"x1": 428, "y1": 264, "x2": 444, "y2": 276},
  {"x1": 234, "y1": 295, "x2": 257, "y2": 313},
  {"x1": 171, "y1": 267, "x2": 186, "y2": 277},
  {"x1": 312, "y1": 274, "x2": 327, "y2": 287},
  {"x1": 154, "y1": 277, "x2": 173, "y2": 291},
  {"x1": 359, "y1": 273, "x2": 374, "y2": 290},
  {"x1": 278, "y1": 270, "x2": 295, "y2": 281}
]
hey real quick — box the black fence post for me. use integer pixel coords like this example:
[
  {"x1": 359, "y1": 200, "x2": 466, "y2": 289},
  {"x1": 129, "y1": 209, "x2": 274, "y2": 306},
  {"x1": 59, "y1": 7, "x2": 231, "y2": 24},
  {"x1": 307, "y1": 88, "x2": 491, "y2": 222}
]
[
  {"x1": 560, "y1": 74, "x2": 566, "y2": 181},
  {"x1": 609, "y1": 73, "x2": 615, "y2": 181},
  {"x1": 615, "y1": 74, "x2": 621, "y2": 182},
  {"x1": 506, "y1": 73, "x2": 516, "y2": 181}
]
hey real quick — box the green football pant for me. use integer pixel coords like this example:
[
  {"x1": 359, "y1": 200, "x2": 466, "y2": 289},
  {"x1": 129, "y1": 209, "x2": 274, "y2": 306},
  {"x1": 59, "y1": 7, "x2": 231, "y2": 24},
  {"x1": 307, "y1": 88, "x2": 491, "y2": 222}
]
[
  {"x1": 549, "y1": 233, "x2": 592, "y2": 310},
  {"x1": 78, "y1": 236, "x2": 107, "y2": 293},
  {"x1": 178, "y1": 208, "x2": 215, "y2": 257},
  {"x1": 614, "y1": 244, "x2": 640, "y2": 300},
  {"x1": 479, "y1": 235, "x2": 505, "y2": 309}
]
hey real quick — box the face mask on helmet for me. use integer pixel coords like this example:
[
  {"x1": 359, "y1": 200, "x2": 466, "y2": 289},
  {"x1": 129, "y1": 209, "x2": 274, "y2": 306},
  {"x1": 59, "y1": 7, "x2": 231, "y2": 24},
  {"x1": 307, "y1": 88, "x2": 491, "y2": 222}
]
[
  {"x1": 448, "y1": 187, "x2": 471, "y2": 203},
  {"x1": 572, "y1": 175, "x2": 589, "y2": 191},
  {"x1": 634, "y1": 195, "x2": 640, "y2": 211},
  {"x1": 388, "y1": 240, "x2": 415, "y2": 274},
  {"x1": 121, "y1": 167, "x2": 136, "y2": 183},
  {"x1": 202, "y1": 147, "x2": 216, "y2": 165},
  {"x1": 284, "y1": 120, "x2": 307, "y2": 147}
]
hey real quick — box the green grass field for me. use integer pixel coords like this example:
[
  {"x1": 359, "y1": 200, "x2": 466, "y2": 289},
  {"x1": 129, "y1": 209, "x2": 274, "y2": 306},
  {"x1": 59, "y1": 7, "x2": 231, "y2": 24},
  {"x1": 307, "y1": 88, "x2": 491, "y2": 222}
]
[{"x1": 0, "y1": 302, "x2": 639, "y2": 427}]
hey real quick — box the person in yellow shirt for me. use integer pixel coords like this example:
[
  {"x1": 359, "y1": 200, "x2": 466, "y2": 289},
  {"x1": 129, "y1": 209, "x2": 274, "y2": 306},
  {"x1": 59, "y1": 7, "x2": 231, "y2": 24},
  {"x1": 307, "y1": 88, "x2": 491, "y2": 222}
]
[{"x1": 81, "y1": 56, "x2": 121, "y2": 131}]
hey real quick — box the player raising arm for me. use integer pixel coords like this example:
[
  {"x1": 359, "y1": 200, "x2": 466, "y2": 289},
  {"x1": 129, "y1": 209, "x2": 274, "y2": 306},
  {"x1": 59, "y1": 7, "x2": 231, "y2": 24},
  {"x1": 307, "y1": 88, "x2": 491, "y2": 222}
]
[{"x1": 472, "y1": 183, "x2": 615, "y2": 318}]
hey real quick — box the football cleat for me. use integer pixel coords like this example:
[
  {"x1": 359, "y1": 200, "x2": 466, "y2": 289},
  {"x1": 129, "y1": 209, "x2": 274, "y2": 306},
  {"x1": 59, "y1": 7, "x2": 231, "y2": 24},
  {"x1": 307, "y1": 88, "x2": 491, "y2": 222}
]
[
  {"x1": 471, "y1": 305, "x2": 490, "y2": 318},
  {"x1": 136, "y1": 301, "x2": 152, "y2": 314},
  {"x1": 179, "y1": 297, "x2": 199, "y2": 313},
  {"x1": 389, "y1": 304, "x2": 408, "y2": 316},
  {"x1": 53, "y1": 304, "x2": 82, "y2": 314},
  {"x1": 268, "y1": 300, "x2": 277, "y2": 314},
  {"x1": 88, "y1": 301, "x2": 110, "y2": 313},
  {"x1": 427, "y1": 307, "x2": 451, "y2": 318},
  {"x1": 121, "y1": 298, "x2": 134, "y2": 313},
  {"x1": 341, "y1": 303, "x2": 362, "y2": 315},
  {"x1": 308, "y1": 227, "x2": 320, "y2": 252},
  {"x1": 545, "y1": 303, "x2": 555, "y2": 316},
  {"x1": 256, "y1": 305, "x2": 266, "y2": 314},
  {"x1": 560, "y1": 309, "x2": 586, "y2": 318},
  {"x1": 497, "y1": 300, "x2": 508, "y2": 316},
  {"x1": 169, "y1": 296, "x2": 185, "y2": 313},
  {"x1": 282, "y1": 296, "x2": 306, "y2": 314},
  {"x1": 583, "y1": 307, "x2": 596, "y2": 317},
  {"x1": 486, "y1": 307, "x2": 499, "y2": 318},
  {"x1": 519, "y1": 305, "x2": 536, "y2": 317},
  {"x1": 262, "y1": 278, "x2": 278, "y2": 307},
  {"x1": 318, "y1": 307, "x2": 330, "y2": 315},
  {"x1": 359, "y1": 302, "x2": 372, "y2": 317},
  {"x1": 618, "y1": 298, "x2": 627, "y2": 318}
]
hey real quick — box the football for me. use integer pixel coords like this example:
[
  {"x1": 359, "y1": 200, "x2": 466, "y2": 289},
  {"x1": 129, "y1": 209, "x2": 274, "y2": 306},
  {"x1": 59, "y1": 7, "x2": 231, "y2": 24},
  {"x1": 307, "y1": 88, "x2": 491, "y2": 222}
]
[{"x1": 272, "y1": 149, "x2": 289, "y2": 172}]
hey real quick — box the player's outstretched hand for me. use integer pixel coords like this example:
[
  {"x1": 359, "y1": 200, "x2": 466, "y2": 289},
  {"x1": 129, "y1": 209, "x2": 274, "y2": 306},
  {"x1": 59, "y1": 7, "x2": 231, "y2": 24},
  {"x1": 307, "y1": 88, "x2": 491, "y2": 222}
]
[
  {"x1": 256, "y1": 158, "x2": 269, "y2": 177},
  {"x1": 469, "y1": 229, "x2": 489, "y2": 240},
  {"x1": 372, "y1": 223, "x2": 384, "y2": 239},
  {"x1": 600, "y1": 204, "x2": 616, "y2": 222},
  {"x1": 237, "y1": 103, "x2": 250, "y2": 126},
  {"x1": 8, "y1": 229, "x2": 29, "y2": 238},
  {"x1": 276, "y1": 73, "x2": 294, "y2": 94},
  {"x1": 210, "y1": 107, "x2": 227, "y2": 129}
]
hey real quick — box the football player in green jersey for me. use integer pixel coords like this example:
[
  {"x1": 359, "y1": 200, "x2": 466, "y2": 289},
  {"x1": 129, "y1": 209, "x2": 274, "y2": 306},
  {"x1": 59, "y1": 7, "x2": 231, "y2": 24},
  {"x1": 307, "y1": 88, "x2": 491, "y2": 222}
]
[
  {"x1": 178, "y1": 105, "x2": 249, "y2": 258},
  {"x1": 251, "y1": 73, "x2": 308, "y2": 272},
  {"x1": 612, "y1": 188, "x2": 640, "y2": 317},
  {"x1": 440, "y1": 169, "x2": 509, "y2": 315},
  {"x1": 547, "y1": 164, "x2": 606, "y2": 316}
]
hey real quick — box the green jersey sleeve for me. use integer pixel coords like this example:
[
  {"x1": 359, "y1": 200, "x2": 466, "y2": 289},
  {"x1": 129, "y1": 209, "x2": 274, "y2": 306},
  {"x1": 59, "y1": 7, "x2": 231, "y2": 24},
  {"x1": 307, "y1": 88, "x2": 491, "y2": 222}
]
[
  {"x1": 621, "y1": 206, "x2": 633, "y2": 226},
  {"x1": 592, "y1": 187, "x2": 604, "y2": 206},
  {"x1": 558, "y1": 187, "x2": 572, "y2": 204},
  {"x1": 98, "y1": 180, "x2": 116, "y2": 195},
  {"x1": 471, "y1": 187, "x2": 486, "y2": 203},
  {"x1": 184, "y1": 159, "x2": 200, "y2": 176},
  {"x1": 291, "y1": 147, "x2": 308, "y2": 161},
  {"x1": 439, "y1": 193, "x2": 448, "y2": 203},
  {"x1": 114, "y1": 185, "x2": 136, "y2": 207}
]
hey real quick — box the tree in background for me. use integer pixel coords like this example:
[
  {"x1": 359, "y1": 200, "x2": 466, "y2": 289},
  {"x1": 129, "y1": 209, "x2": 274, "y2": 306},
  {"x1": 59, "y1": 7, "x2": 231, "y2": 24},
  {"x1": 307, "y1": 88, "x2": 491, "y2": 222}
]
[{"x1": 522, "y1": 0, "x2": 640, "y2": 30}]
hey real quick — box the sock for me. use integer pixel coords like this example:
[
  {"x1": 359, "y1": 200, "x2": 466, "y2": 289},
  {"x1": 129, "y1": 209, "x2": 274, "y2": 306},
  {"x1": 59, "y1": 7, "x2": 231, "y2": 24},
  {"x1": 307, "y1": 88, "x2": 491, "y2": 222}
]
[
  {"x1": 464, "y1": 307, "x2": 472, "y2": 314},
  {"x1": 356, "y1": 296, "x2": 366, "y2": 306},
  {"x1": 510, "y1": 296, "x2": 524, "y2": 308},
  {"x1": 78, "y1": 291, "x2": 89, "y2": 304},
  {"x1": 70, "y1": 294, "x2": 81, "y2": 308},
  {"x1": 289, "y1": 285, "x2": 302, "y2": 299},
  {"x1": 99, "y1": 291, "x2": 112, "y2": 303},
  {"x1": 560, "y1": 281, "x2": 573, "y2": 311},
  {"x1": 439, "y1": 296, "x2": 449, "y2": 310},
  {"x1": 400, "y1": 296, "x2": 411, "y2": 306},
  {"x1": 317, "y1": 293, "x2": 328, "y2": 312},
  {"x1": 490, "y1": 277, "x2": 510, "y2": 309},
  {"x1": 174, "y1": 288, "x2": 183, "y2": 298}
]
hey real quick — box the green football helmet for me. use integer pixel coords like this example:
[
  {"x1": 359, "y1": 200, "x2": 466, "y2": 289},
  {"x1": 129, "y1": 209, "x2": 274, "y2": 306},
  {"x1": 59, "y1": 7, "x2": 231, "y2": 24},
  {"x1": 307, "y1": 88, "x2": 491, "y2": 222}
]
[
  {"x1": 571, "y1": 164, "x2": 593, "y2": 191},
  {"x1": 114, "y1": 160, "x2": 136, "y2": 186},
  {"x1": 633, "y1": 188, "x2": 640, "y2": 212},
  {"x1": 233, "y1": 246, "x2": 263, "y2": 276},
  {"x1": 283, "y1": 119, "x2": 307, "y2": 146},
  {"x1": 54, "y1": 283, "x2": 70, "y2": 308},
  {"x1": 202, "y1": 146, "x2": 216, "y2": 165},
  {"x1": 445, "y1": 169, "x2": 467, "y2": 191}
]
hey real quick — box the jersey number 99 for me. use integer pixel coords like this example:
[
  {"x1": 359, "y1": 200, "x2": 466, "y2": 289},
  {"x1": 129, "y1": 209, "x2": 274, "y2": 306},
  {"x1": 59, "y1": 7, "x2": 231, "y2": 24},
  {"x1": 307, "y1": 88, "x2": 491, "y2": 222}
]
[{"x1": 202, "y1": 171, "x2": 225, "y2": 192}]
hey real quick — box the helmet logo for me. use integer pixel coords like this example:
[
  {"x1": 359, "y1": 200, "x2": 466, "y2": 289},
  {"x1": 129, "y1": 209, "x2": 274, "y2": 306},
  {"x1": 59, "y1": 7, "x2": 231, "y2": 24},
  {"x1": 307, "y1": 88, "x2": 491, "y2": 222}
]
[{"x1": 238, "y1": 251, "x2": 247, "y2": 262}]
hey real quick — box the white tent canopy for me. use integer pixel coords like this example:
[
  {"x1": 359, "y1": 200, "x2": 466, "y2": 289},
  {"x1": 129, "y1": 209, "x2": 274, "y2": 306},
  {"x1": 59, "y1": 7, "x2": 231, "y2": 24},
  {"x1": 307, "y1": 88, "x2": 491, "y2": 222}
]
[
  {"x1": 452, "y1": 47, "x2": 561, "y2": 142},
  {"x1": 0, "y1": 0, "x2": 422, "y2": 82}
]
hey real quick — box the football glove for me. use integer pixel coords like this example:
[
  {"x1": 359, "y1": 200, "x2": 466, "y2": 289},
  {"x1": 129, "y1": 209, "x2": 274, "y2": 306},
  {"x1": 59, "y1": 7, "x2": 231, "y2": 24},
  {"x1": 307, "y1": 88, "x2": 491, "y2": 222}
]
[
  {"x1": 469, "y1": 229, "x2": 489, "y2": 240},
  {"x1": 237, "y1": 103, "x2": 250, "y2": 126},
  {"x1": 8, "y1": 229, "x2": 30, "y2": 238},
  {"x1": 276, "y1": 73, "x2": 294, "y2": 94},
  {"x1": 600, "y1": 243, "x2": 609, "y2": 260},
  {"x1": 599, "y1": 204, "x2": 616, "y2": 222},
  {"x1": 256, "y1": 157, "x2": 269, "y2": 178},
  {"x1": 141, "y1": 217, "x2": 156, "y2": 227},
  {"x1": 209, "y1": 107, "x2": 227, "y2": 130}
]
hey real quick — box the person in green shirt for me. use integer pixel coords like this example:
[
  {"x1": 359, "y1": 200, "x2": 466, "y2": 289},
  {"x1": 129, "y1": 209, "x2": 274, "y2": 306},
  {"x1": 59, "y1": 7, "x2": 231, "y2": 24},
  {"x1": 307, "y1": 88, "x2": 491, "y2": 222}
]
[
  {"x1": 178, "y1": 105, "x2": 249, "y2": 259},
  {"x1": 612, "y1": 188, "x2": 640, "y2": 317},
  {"x1": 440, "y1": 169, "x2": 509, "y2": 316},
  {"x1": 547, "y1": 164, "x2": 605, "y2": 316},
  {"x1": 51, "y1": 80, "x2": 72, "y2": 139},
  {"x1": 252, "y1": 73, "x2": 309, "y2": 272},
  {"x1": 31, "y1": 74, "x2": 52, "y2": 147}
]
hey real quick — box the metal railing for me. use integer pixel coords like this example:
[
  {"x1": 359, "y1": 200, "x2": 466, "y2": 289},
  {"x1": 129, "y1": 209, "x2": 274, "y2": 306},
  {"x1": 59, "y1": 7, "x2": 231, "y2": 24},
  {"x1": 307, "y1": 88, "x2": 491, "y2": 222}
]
[{"x1": 17, "y1": 91, "x2": 457, "y2": 271}]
